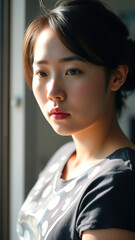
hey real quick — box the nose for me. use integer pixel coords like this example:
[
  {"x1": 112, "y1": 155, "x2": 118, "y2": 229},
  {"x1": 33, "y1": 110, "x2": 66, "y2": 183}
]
[{"x1": 47, "y1": 78, "x2": 66, "y2": 102}]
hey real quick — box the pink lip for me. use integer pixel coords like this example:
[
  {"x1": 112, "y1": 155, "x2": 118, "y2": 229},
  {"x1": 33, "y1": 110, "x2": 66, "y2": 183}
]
[{"x1": 49, "y1": 108, "x2": 70, "y2": 120}]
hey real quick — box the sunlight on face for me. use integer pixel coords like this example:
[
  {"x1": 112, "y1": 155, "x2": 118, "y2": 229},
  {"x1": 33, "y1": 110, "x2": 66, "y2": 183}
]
[{"x1": 32, "y1": 27, "x2": 113, "y2": 136}]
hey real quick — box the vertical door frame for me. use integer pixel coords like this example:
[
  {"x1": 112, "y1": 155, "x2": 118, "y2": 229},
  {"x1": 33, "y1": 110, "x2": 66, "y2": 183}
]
[
  {"x1": 0, "y1": 0, "x2": 10, "y2": 239},
  {"x1": 10, "y1": 0, "x2": 25, "y2": 239}
]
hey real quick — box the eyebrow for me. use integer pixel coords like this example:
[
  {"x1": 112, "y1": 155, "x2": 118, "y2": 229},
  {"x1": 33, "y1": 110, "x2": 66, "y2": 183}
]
[{"x1": 33, "y1": 55, "x2": 86, "y2": 65}]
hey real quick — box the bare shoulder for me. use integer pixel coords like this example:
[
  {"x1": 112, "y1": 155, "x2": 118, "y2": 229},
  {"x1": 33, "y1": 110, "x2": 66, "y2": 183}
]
[{"x1": 82, "y1": 229, "x2": 135, "y2": 240}]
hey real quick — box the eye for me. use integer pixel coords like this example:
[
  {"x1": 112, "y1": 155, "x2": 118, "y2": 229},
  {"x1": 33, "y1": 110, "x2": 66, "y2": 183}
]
[
  {"x1": 36, "y1": 71, "x2": 47, "y2": 78},
  {"x1": 66, "y1": 69, "x2": 81, "y2": 76}
]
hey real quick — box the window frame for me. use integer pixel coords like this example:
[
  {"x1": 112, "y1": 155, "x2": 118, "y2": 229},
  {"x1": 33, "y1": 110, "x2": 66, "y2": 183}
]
[{"x1": 0, "y1": 0, "x2": 10, "y2": 239}]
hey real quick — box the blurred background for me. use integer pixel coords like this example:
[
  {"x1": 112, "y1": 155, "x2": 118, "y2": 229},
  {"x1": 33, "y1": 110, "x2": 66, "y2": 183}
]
[{"x1": 0, "y1": 0, "x2": 135, "y2": 239}]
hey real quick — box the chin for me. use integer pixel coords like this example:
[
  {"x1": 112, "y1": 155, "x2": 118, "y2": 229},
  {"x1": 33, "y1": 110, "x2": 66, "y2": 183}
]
[
  {"x1": 53, "y1": 128, "x2": 72, "y2": 136},
  {"x1": 50, "y1": 124, "x2": 75, "y2": 136}
]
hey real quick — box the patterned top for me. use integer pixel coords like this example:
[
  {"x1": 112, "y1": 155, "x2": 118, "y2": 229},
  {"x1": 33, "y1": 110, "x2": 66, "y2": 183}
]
[{"x1": 17, "y1": 142, "x2": 135, "y2": 240}]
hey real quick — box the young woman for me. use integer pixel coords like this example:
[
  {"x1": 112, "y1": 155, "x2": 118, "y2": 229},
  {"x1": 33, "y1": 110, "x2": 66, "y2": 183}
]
[{"x1": 17, "y1": 0, "x2": 135, "y2": 239}]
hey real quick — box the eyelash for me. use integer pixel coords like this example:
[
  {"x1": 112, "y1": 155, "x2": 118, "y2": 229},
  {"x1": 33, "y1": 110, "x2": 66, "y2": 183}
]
[
  {"x1": 66, "y1": 68, "x2": 81, "y2": 76},
  {"x1": 36, "y1": 71, "x2": 47, "y2": 78},
  {"x1": 35, "y1": 68, "x2": 82, "y2": 79}
]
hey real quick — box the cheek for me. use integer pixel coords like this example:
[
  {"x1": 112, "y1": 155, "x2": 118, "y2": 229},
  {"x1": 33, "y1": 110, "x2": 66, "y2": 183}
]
[
  {"x1": 32, "y1": 80, "x2": 47, "y2": 105},
  {"x1": 70, "y1": 80, "x2": 105, "y2": 105}
]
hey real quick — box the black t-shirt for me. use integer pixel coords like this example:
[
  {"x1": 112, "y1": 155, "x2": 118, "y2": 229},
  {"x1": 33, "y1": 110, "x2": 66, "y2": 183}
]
[{"x1": 17, "y1": 142, "x2": 135, "y2": 240}]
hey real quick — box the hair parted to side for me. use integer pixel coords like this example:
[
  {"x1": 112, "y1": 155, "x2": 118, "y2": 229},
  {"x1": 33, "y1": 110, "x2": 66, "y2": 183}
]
[{"x1": 23, "y1": 0, "x2": 135, "y2": 115}]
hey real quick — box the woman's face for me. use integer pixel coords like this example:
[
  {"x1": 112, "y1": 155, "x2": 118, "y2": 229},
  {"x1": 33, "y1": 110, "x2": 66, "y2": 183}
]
[{"x1": 32, "y1": 28, "x2": 113, "y2": 136}]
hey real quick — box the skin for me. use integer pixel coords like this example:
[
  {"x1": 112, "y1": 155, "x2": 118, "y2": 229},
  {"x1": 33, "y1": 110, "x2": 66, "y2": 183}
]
[{"x1": 32, "y1": 27, "x2": 135, "y2": 240}]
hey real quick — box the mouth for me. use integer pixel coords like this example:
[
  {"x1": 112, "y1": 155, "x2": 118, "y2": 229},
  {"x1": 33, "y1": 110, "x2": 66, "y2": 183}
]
[{"x1": 49, "y1": 108, "x2": 70, "y2": 120}]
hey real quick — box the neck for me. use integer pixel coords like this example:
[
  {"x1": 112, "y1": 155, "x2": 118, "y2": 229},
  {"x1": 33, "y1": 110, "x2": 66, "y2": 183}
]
[{"x1": 72, "y1": 111, "x2": 130, "y2": 163}]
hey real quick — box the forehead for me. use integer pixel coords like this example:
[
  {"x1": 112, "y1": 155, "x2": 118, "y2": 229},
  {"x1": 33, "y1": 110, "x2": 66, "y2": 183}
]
[{"x1": 33, "y1": 27, "x2": 74, "y2": 62}]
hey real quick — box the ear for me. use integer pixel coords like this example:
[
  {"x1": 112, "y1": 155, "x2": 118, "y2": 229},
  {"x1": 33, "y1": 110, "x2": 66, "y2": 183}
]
[{"x1": 110, "y1": 65, "x2": 129, "y2": 91}]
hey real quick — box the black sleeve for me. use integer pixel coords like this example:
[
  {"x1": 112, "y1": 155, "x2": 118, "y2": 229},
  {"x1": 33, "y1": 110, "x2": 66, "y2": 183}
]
[{"x1": 76, "y1": 167, "x2": 135, "y2": 237}]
